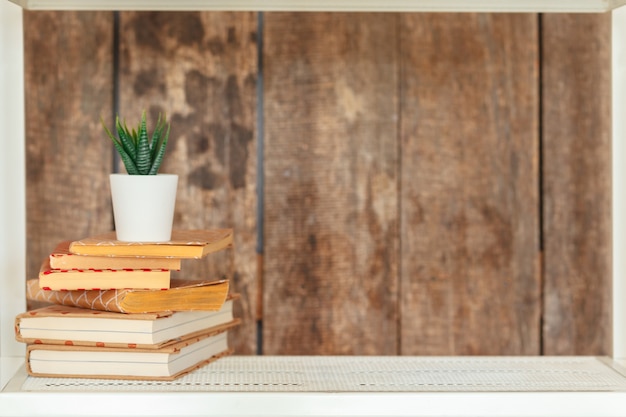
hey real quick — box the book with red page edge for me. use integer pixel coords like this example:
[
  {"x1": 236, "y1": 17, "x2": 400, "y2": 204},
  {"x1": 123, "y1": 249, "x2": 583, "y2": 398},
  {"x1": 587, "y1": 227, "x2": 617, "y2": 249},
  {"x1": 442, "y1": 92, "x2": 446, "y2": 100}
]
[{"x1": 38, "y1": 257, "x2": 171, "y2": 291}]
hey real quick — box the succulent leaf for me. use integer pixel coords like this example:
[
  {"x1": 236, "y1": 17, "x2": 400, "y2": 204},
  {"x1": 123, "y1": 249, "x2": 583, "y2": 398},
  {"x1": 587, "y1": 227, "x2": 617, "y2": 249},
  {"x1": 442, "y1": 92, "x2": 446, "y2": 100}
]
[
  {"x1": 150, "y1": 113, "x2": 166, "y2": 162},
  {"x1": 148, "y1": 122, "x2": 170, "y2": 175},
  {"x1": 102, "y1": 111, "x2": 171, "y2": 175},
  {"x1": 101, "y1": 118, "x2": 121, "y2": 147},
  {"x1": 117, "y1": 146, "x2": 140, "y2": 175},
  {"x1": 114, "y1": 117, "x2": 137, "y2": 159},
  {"x1": 135, "y1": 112, "x2": 152, "y2": 175}
]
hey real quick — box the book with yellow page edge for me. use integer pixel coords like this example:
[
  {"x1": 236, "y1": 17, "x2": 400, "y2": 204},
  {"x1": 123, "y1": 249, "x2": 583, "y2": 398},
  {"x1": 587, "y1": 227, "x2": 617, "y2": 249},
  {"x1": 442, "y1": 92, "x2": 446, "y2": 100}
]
[
  {"x1": 38, "y1": 257, "x2": 171, "y2": 291},
  {"x1": 26, "y1": 278, "x2": 229, "y2": 313},
  {"x1": 15, "y1": 300, "x2": 239, "y2": 348},
  {"x1": 69, "y1": 229, "x2": 233, "y2": 259},
  {"x1": 50, "y1": 240, "x2": 182, "y2": 270},
  {"x1": 25, "y1": 323, "x2": 238, "y2": 381}
]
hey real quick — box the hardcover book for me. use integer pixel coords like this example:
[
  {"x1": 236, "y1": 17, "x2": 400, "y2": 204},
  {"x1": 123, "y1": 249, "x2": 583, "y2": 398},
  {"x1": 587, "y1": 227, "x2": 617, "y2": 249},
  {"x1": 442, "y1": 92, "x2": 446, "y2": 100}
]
[
  {"x1": 39, "y1": 258, "x2": 171, "y2": 291},
  {"x1": 49, "y1": 240, "x2": 182, "y2": 270},
  {"x1": 26, "y1": 327, "x2": 235, "y2": 380},
  {"x1": 15, "y1": 300, "x2": 238, "y2": 347},
  {"x1": 26, "y1": 278, "x2": 229, "y2": 313},
  {"x1": 69, "y1": 229, "x2": 234, "y2": 259}
]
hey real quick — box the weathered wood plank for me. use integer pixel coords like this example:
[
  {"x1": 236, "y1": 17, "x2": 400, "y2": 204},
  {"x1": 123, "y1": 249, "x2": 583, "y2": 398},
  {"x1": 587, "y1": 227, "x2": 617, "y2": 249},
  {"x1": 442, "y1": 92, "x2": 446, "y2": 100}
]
[
  {"x1": 23, "y1": 12, "x2": 611, "y2": 357},
  {"x1": 541, "y1": 13, "x2": 612, "y2": 355},
  {"x1": 263, "y1": 13, "x2": 400, "y2": 355},
  {"x1": 24, "y1": 11, "x2": 114, "y2": 289},
  {"x1": 399, "y1": 13, "x2": 541, "y2": 355},
  {"x1": 119, "y1": 11, "x2": 258, "y2": 354}
]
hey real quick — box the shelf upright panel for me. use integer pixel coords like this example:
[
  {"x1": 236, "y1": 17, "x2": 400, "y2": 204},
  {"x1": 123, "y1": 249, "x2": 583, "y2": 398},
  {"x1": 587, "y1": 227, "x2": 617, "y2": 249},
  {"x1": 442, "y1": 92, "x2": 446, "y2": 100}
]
[
  {"x1": 614, "y1": 6, "x2": 626, "y2": 360},
  {"x1": 0, "y1": 0, "x2": 25, "y2": 359}
]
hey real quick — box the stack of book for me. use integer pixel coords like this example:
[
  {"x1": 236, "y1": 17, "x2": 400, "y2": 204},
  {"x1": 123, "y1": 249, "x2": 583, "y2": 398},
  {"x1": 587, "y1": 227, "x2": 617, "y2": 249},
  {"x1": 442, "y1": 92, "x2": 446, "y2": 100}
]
[{"x1": 14, "y1": 229, "x2": 240, "y2": 381}]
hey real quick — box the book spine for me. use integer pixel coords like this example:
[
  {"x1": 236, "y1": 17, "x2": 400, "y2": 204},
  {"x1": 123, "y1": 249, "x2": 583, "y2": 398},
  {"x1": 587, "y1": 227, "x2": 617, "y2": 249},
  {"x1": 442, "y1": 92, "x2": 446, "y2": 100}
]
[{"x1": 26, "y1": 279, "x2": 125, "y2": 313}]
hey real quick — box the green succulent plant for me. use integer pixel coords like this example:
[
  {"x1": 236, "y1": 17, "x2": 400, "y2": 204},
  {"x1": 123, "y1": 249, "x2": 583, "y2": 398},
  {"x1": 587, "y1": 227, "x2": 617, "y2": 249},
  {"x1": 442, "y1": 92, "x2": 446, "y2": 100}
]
[{"x1": 102, "y1": 111, "x2": 170, "y2": 175}]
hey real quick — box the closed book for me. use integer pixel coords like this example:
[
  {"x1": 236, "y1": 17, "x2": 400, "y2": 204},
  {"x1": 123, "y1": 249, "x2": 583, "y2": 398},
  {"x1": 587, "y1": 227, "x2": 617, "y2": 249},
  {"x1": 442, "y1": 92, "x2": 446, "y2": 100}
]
[
  {"x1": 50, "y1": 240, "x2": 182, "y2": 270},
  {"x1": 26, "y1": 326, "x2": 236, "y2": 380},
  {"x1": 69, "y1": 229, "x2": 233, "y2": 259},
  {"x1": 26, "y1": 278, "x2": 229, "y2": 313},
  {"x1": 15, "y1": 300, "x2": 238, "y2": 347},
  {"x1": 39, "y1": 258, "x2": 171, "y2": 291}
]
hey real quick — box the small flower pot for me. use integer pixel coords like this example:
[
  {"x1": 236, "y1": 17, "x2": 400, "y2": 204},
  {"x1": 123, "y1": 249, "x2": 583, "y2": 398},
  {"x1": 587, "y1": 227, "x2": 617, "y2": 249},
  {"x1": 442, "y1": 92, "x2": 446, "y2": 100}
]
[{"x1": 109, "y1": 173, "x2": 178, "y2": 242}]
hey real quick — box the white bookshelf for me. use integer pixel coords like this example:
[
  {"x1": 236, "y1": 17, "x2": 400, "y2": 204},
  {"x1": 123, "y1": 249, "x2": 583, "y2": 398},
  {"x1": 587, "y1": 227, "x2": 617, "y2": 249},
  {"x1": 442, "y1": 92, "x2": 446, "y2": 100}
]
[
  {"x1": 0, "y1": 0, "x2": 25, "y2": 362},
  {"x1": 6, "y1": 0, "x2": 626, "y2": 12},
  {"x1": 2, "y1": 1, "x2": 626, "y2": 416},
  {"x1": 3, "y1": 356, "x2": 626, "y2": 417}
]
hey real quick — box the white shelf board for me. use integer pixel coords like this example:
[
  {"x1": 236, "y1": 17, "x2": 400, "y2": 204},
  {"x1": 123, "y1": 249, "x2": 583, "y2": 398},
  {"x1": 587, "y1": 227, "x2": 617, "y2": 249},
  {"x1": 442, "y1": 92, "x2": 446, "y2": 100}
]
[
  {"x1": 0, "y1": 357, "x2": 22, "y2": 391},
  {"x1": 6, "y1": 0, "x2": 626, "y2": 12},
  {"x1": 2, "y1": 356, "x2": 626, "y2": 417},
  {"x1": 0, "y1": 0, "x2": 25, "y2": 361}
]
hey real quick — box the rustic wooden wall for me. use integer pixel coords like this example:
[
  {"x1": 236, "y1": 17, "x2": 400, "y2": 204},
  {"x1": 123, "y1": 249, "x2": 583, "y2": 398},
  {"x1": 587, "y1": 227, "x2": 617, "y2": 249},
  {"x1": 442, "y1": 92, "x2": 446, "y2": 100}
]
[
  {"x1": 542, "y1": 13, "x2": 612, "y2": 355},
  {"x1": 117, "y1": 11, "x2": 258, "y2": 355},
  {"x1": 263, "y1": 13, "x2": 400, "y2": 355},
  {"x1": 24, "y1": 11, "x2": 612, "y2": 356},
  {"x1": 24, "y1": 10, "x2": 259, "y2": 354},
  {"x1": 398, "y1": 13, "x2": 540, "y2": 355},
  {"x1": 24, "y1": 11, "x2": 114, "y2": 287}
]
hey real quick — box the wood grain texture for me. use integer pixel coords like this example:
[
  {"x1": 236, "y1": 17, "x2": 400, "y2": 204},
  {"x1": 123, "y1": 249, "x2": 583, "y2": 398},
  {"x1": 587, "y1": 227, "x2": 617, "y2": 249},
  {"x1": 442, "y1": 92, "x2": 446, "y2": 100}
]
[
  {"x1": 119, "y1": 12, "x2": 258, "y2": 354},
  {"x1": 263, "y1": 13, "x2": 400, "y2": 355},
  {"x1": 22, "y1": 12, "x2": 612, "y2": 357},
  {"x1": 399, "y1": 14, "x2": 541, "y2": 355},
  {"x1": 541, "y1": 14, "x2": 612, "y2": 355},
  {"x1": 24, "y1": 11, "x2": 114, "y2": 288}
]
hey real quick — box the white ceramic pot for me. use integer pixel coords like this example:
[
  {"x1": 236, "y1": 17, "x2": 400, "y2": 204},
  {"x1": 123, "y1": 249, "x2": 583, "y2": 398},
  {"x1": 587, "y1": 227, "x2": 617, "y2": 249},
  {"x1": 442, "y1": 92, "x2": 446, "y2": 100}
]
[{"x1": 109, "y1": 173, "x2": 178, "y2": 242}]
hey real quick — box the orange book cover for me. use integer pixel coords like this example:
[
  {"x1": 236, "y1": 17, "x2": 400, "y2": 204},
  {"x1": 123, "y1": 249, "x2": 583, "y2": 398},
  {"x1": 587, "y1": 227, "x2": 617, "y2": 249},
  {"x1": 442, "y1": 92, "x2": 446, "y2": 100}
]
[
  {"x1": 69, "y1": 229, "x2": 234, "y2": 259},
  {"x1": 50, "y1": 240, "x2": 182, "y2": 270},
  {"x1": 26, "y1": 278, "x2": 229, "y2": 313}
]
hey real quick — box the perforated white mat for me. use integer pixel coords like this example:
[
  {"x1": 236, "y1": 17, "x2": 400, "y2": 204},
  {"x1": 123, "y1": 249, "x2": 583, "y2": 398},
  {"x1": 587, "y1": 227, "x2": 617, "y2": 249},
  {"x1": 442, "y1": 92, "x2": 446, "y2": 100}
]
[{"x1": 16, "y1": 356, "x2": 626, "y2": 393}]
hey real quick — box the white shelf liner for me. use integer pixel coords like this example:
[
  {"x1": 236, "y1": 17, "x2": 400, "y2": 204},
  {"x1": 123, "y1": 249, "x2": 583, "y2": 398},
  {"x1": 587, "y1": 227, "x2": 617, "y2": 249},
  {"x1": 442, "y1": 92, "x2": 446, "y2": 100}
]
[{"x1": 18, "y1": 356, "x2": 626, "y2": 393}]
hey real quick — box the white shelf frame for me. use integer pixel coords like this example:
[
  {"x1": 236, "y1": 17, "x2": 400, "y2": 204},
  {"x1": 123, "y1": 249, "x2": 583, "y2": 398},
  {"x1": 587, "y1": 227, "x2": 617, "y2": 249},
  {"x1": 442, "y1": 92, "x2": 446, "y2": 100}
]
[
  {"x1": 2, "y1": 2, "x2": 626, "y2": 416},
  {"x1": 6, "y1": 0, "x2": 626, "y2": 12},
  {"x1": 4, "y1": 356, "x2": 626, "y2": 417},
  {"x1": 0, "y1": 0, "x2": 25, "y2": 361}
]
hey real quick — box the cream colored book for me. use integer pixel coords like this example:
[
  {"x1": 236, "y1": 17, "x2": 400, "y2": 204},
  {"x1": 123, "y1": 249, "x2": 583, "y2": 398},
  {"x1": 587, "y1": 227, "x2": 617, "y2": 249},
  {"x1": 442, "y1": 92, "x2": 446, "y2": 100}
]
[
  {"x1": 69, "y1": 229, "x2": 234, "y2": 258},
  {"x1": 15, "y1": 301, "x2": 238, "y2": 347},
  {"x1": 26, "y1": 327, "x2": 236, "y2": 381}
]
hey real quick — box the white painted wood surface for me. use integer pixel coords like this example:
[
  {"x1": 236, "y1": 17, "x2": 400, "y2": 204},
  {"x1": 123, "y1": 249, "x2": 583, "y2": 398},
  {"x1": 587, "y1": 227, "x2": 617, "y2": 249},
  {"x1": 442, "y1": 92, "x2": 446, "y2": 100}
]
[
  {"x1": 0, "y1": 0, "x2": 25, "y2": 360},
  {"x1": 2, "y1": 2, "x2": 626, "y2": 416},
  {"x1": 6, "y1": 0, "x2": 626, "y2": 12},
  {"x1": 613, "y1": 4, "x2": 626, "y2": 361},
  {"x1": 3, "y1": 356, "x2": 626, "y2": 417}
]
